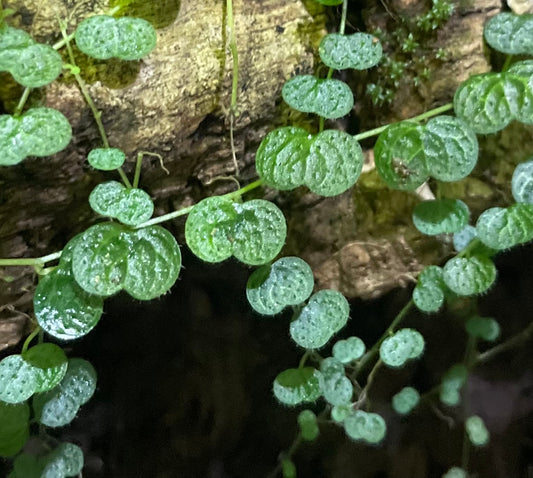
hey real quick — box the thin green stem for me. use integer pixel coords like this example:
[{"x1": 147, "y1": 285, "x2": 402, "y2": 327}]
[
  {"x1": 299, "y1": 350, "x2": 311, "y2": 368},
  {"x1": 14, "y1": 87, "x2": 31, "y2": 116},
  {"x1": 58, "y1": 18, "x2": 132, "y2": 188},
  {"x1": 133, "y1": 153, "x2": 144, "y2": 189},
  {"x1": 354, "y1": 103, "x2": 453, "y2": 141},
  {"x1": 355, "y1": 299, "x2": 414, "y2": 379},
  {"x1": 21, "y1": 326, "x2": 41, "y2": 354},
  {"x1": 339, "y1": 0, "x2": 348, "y2": 35},
  {"x1": 52, "y1": 32, "x2": 75, "y2": 51},
  {"x1": 501, "y1": 55, "x2": 513, "y2": 72},
  {"x1": 226, "y1": 0, "x2": 240, "y2": 176},
  {"x1": 0, "y1": 251, "x2": 62, "y2": 267}
]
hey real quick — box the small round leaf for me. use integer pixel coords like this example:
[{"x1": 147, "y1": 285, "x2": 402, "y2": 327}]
[
  {"x1": 412, "y1": 198, "x2": 470, "y2": 236},
  {"x1": 442, "y1": 256, "x2": 497, "y2": 296},
  {"x1": 319, "y1": 32, "x2": 382, "y2": 70},
  {"x1": 332, "y1": 336, "x2": 366, "y2": 363},
  {"x1": 87, "y1": 148, "x2": 126, "y2": 170},
  {"x1": 392, "y1": 386, "x2": 420, "y2": 415},
  {"x1": 0, "y1": 355, "x2": 38, "y2": 404},
  {"x1": 272, "y1": 367, "x2": 322, "y2": 406}
]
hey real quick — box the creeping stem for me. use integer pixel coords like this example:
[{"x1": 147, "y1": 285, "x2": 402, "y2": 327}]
[
  {"x1": 226, "y1": 0, "x2": 240, "y2": 176},
  {"x1": 57, "y1": 19, "x2": 132, "y2": 188}
]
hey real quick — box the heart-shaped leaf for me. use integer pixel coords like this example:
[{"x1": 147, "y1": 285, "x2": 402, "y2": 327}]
[
  {"x1": 256, "y1": 127, "x2": 363, "y2": 196},
  {"x1": 272, "y1": 367, "x2": 322, "y2": 406},
  {"x1": 246, "y1": 256, "x2": 314, "y2": 315},
  {"x1": 412, "y1": 265, "x2": 448, "y2": 313},
  {"x1": 319, "y1": 32, "x2": 382, "y2": 70},
  {"x1": 466, "y1": 415, "x2": 489, "y2": 446},
  {"x1": 475, "y1": 203, "x2": 533, "y2": 250},
  {"x1": 22, "y1": 344, "x2": 68, "y2": 393},
  {"x1": 71, "y1": 223, "x2": 181, "y2": 299},
  {"x1": 379, "y1": 328, "x2": 424, "y2": 368},
  {"x1": 319, "y1": 357, "x2": 353, "y2": 406},
  {"x1": 332, "y1": 336, "x2": 366, "y2": 363},
  {"x1": 440, "y1": 363, "x2": 468, "y2": 406},
  {"x1": 392, "y1": 387, "x2": 420, "y2": 415},
  {"x1": 289, "y1": 290, "x2": 350, "y2": 349},
  {"x1": 343, "y1": 410, "x2": 387, "y2": 444},
  {"x1": 484, "y1": 12, "x2": 533, "y2": 55},
  {"x1": 75, "y1": 15, "x2": 156, "y2": 61},
  {"x1": 282, "y1": 74, "x2": 354, "y2": 119}
]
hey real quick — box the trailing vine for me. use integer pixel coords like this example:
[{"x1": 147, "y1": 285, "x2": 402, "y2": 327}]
[{"x1": 1, "y1": 1, "x2": 533, "y2": 477}]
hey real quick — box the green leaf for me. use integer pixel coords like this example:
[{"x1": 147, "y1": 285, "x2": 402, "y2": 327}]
[
  {"x1": 282, "y1": 75, "x2": 354, "y2": 119},
  {"x1": 33, "y1": 389, "x2": 79, "y2": 428},
  {"x1": 392, "y1": 386, "x2": 420, "y2": 415},
  {"x1": 319, "y1": 32, "x2": 382, "y2": 70},
  {"x1": 34, "y1": 267, "x2": 104, "y2": 341},
  {"x1": 484, "y1": 12, "x2": 533, "y2": 55},
  {"x1": 412, "y1": 198, "x2": 470, "y2": 236},
  {"x1": 305, "y1": 129, "x2": 364, "y2": 196},
  {"x1": 423, "y1": 116, "x2": 479, "y2": 181},
  {"x1": 289, "y1": 290, "x2": 350, "y2": 349},
  {"x1": 319, "y1": 357, "x2": 353, "y2": 406},
  {"x1": 123, "y1": 225, "x2": 182, "y2": 299},
  {"x1": 0, "y1": 25, "x2": 33, "y2": 51},
  {"x1": 60, "y1": 358, "x2": 97, "y2": 405},
  {"x1": 45, "y1": 443, "x2": 84, "y2": 477},
  {"x1": 246, "y1": 256, "x2": 314, "y2": 315},
  {"x1": 22, "y1": 343, "x2": 68, "y2": 393},
  {"x1": 512, "y1": 158, "x2": 533, "y2": 204},
  {"x1": 255, "y1": 127, "x2": 310, "y2": 190},
  {"x1": 231, "y1": 200, "x2": 287, "y2": 265},
  {"x1": 281, "y1": 458, "x2": 297, "y2": 478},
  {"x1": 440, "y1": 363, "x2": 467, "y2": 406},
  {"x1": 0, "y1": 355, "x2": 38, "y2": 403},
  {"x1": 412, "y1": 266, "x2": 449, "y2": 313},
  {"x1": 465, "y1": 316, "x2": 500, "y2": 342},
  {"x1": 72, "y1": 223, "x2": 181, "y2": 299},
  {"x1": 475, "y1": 204, "x2": 533, "y2": 250},
  {"x1": 343, "y1": 410, "x2": 387, "y2": 444},
  {"x1": 453, "y1": 68, "x2": 533, "y2": 134},
  {"x1": 185, "y1": 196, "x2": 239, "y2": 262},
  {"x1": 272, "y1": 367, "x2": 322, "y2": 406},
  {"x1": 453, "y1": 224, "x2": 478, "y2": 251},
  {"x1": 298, "y1": 409, "x2": 319, "y2": 441},
  {"x1": 87, "y1": 147, "x2": 126, "y2": 170},
  {"x1": 255, "y1": 127, "x2": 364, "y2": 196},
  {"x1": 0, "y1": 401, "x2": 29, "y2": 457},
  {"x1": 186, "y1": 198, "x2": 286, "y2": 266},
  {"x1": 332, "y1": 336, "x2": 366, "y2": 363},
  {"x1": 465, "y1": 415, "x2": 489, "y2": 446},
  {"x1": 89, "y1": 181, "x2": 125, "y2": 218},
  {"x1": 443, "y1": 467, "x2": 467, "y2": 478},
  {"x1": 379, "y1": 328, "x2": 425, "y2": 368},
  {"x1": 9, "y1": 44, "x2": 63, "y2": 88},
  {"x1": 0, "y1": 108, "x2": 72, "y2": 166},
  {"x1": 374, "y1": 121, "x2": 428, "y2": 190},
  {"x1": 442, "y1": 255, "x2": 496, "y2": 296},
  {"x1": 75, "y1": 15, "x2": 156, "y2": 61}
]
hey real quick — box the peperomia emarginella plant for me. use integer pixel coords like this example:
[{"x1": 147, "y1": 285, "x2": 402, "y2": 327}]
[{"x1": 0, "y1": 1, "x2": 533, "y2": 477}]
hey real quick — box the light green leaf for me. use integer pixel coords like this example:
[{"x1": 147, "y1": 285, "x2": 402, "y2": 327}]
[
  {"x1": 33, "y1": 388, "x2": 79, "y2": 428},
  {"x1": 443, "y1": 467, "x2": 467, "y2": 478},
  {"x1": 392, "y1": 386, "x2": 420, "y2": 415},
  {"x1": 379, "y1": 328, "x2": 425, "y2": 368},
  {"x1": 75, "y1": 15, "x2": 156, "y2": 61},
  {"x1": 0, "y1": 355, "x2": 38, "y2": 403},
  {"x1": 423, "y1": 116, "x2": 479, "y2": 181},
  {"x1": 332, "y1": 336, "x2": 366, "y2": 363},
  {"x1": 319, "y1": 32, "x2": 382, "y2": 70},
  {"x1": 475, "y1": 204, "x2": 533, "y2": 250},
  {"x1": 272, "y1": 367, "x2": 322, "y2": 406},
  {"x1": 255, "y1": 127, "x2": 310, "y2": 190},
  {"x1": 412, "y1": 266, "x2": 447, "y2": 313},
  {"x1": 87, "y1": 147, "x2": 126, "y2": 170},
  {"x1": 115, "y1": 188, "x2": 154, "y2": 226},
  {"x1": 289, "y1": 290, "x2": 350, "y2": 349},
  {"x1": 72, "y1": 223, "x2": 181, "y2": 299},
  {"x1": 374, "y1": 121, "x2": 428, "y2": 190},
  {"x1": 34, "y1": 266, "x2": 104, "y2": 340},
  {"x1": 305, "y1": 129, "x2": 363, "y2": 196},
  {"x1": 298, "y1": 409, "x2": 319, "y2": 441},
  {"x1": 465, "y1": 316, "x2": 500, "y2": 342},
  {"x1": 0, "y1": 25, "x2": 33, "y2": 51},
  {"x1": 512, "y1": 158, "x2": 533, "y2": 204},
  {"x1": 443, "y1": 255, "x2": 496, "y2": 296},
  {"x1": 9, "y1": 44, "x2": 63, "y2": 88},
  {"x1": 19, "y1": 108, "x2": 72, "y2": 157},
  {"x1": 45, "y1": 443, "x2": 84, "y2": 477},
  {"x1": 282, "y1": 75, "x2": 354, "y2": 119},
  {"x1": 320, "y1": 358, "x2": 353, "y2": 406},
  {"x1": 232, "y1": 200, "x2": 287, "y2": 265},
  {"x1": 0, "y1": 401, "x2": 29, "y2": 457},
  {"x1": 465, "y1": 415, "x2": 489, "y2": 446},
  {"x1": 412, "y1": 198, "x2": 470, "y2": 236},
  {"x1": 123, "y1": 225, "x2": 182, "y2": 300},
  {"x1": 484, "y1": 12, "x2": 533, "y2": 55},
  {"x1": 246, "y1": 256, "x2": 314, "y2": 315},
  {"x1": 89, "y1": 181, "x2": 125, "y2": 217},
  {"x1": 343, "y1": 410, "x2": 387, "y2": 444},
  {"x1": 60, "y1": 358, "x2": 97, "y2": 405},
  {"x1": 22, "y1": 343, "x2": 68, "y2": 393},
  {"x1": 281, "y1": 458, "x2": 296, "y2": 478}
]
